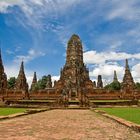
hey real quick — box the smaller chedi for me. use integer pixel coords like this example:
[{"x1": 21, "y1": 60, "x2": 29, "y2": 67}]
[
  {"x1": 15, "y1": 61, "x2": 28, "y2": 92},
  {"x1": 105, "y1": 70, "x2": 121, "y2": 91},
  {"x1": 113, "y1": 70, "x2": 119, "y2": 83},
  {"x1": 93, "y1": 81, "x2": 96, "y2": 88},
  {"x1": 122, "y1": 59, "x2": 135, "y2": 91},
  {"x1": 97, "y1": 75, "x2": 103, "y2": 88},
  {"x1": 30, "y1": 74, "x2": 52, "y2": 91},
  {"x1": 0, "y1": 49, "x2": 7, "y2": 90},
  {"x1": 30, "y1": 72, "x2": 37, "y2": 91}
]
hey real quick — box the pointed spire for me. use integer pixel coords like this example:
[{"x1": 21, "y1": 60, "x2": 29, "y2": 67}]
[
  {"x1": 15, "y1": 61, "x2": 28, "y2": 91},
  {"x1": 122, "y1": 59, "x2": 135, "y2": 91},
  {"x1": 97, "y1": 75, "x2": 103, "y2": 88},
  {"x1": 113, "y1": 70, "x2": 118, "y2": 82},
  {"x1": 19, "y1": 61, "x2": 24, "y2": 74},
  {"x1": 30, "y1": 72, "x2": 37, "y2": 91},
  {"x1": 70, "y1": 34, "x2": 80, "y2": 41},
  {"x1": 32, "y1": 72, "x2": 37, "y2": 84},
  {"x1": 125, "y1": 59, "x2": 129, "y2": 70}
]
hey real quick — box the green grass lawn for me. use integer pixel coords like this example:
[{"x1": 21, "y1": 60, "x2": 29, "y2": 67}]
[
  {"x1": 97, "y1": 107, "x2": 140, "y2": 124},
  {"x1": 0, "y1": 108, "x2": 26, "y2": 116}
]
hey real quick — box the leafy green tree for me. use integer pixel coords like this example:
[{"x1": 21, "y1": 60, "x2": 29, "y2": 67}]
[
  {"x1": 37, "y1": 76, "x2": 48, "y2": 90},
  {"x1": 8, "y1": 77, "x2": 16, "y2": 89},
  {"x1": 104, "y1": 81, "x2": 121, "y2": 91},
  {"x1": 30, "y1": 83, "x2": 39, "y2": 91},
  {"x1": 135, "y1": 82, "x2": 140, "y2": 90}
]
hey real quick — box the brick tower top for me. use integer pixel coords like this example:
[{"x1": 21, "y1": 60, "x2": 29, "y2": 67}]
[
  {"x1": 122, "y1": 59, "x2": 135, "y2": 91},
  {"x1": 32, "y1": 72, "x2": 37, "y2": 84},
  {"x1": 113, "y1": 70, "x2": 118, "y2": 83},
  {"x1": 66, "y1": 34, "x2": 83, "y2": 67},
  {"x1": 15, "y1": 61, "x2": 28, "y2": 92}
]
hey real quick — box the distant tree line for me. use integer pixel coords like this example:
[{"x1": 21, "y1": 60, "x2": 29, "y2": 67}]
[
  {"x1": 7, "y1": 75, "x2": 52, "y2": 91},
  {"x1": 7, "y1": 76, "x2": 140, "y2": 91},
  {"x1": 104, "y1": 81, "x2": 140, "y2": 91},
  {"x1": 31, "y1": 75, "x2": 52, "y2": 91},
  {"x1": 104, "y1": 81, "x2": 121, "y2": 91}
]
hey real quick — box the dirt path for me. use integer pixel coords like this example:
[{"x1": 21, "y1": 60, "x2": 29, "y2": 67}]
[{"x1": 0, "y1": 109, "x2": 139, "y2": 140}]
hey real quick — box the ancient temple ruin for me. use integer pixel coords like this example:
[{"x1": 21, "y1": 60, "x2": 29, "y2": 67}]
[
  {"x1": 54, "y1": 34, "x2": 93, "y2": 100},
  {"x1": 0, "y1": 35, "x2": 140, "y2": 106},
  {"x1": 31, "y1": 72, "x2": 37, "y2": 91},
  {"x1": 0, "y1": 49, "x2": 7, "y2": 91},
  {"x1": 15, "y1": 61, "x2": 28, "y2": 92},
  {"x1": 122, "y1": 59, "x2": 135, "y2": 91}
]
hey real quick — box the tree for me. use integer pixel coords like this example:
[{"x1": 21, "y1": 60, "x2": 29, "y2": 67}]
[
  {"x1": 37, "y1": 76, "x2": 48, "y2": 90},
  {"x1": 135, "y1": 82, "x2": 140, "y2": 90},
  {"x1": 104, "y1": 81, "x2": 121, "y2": 91},
  {"x1": 30, "y1": 83, "x2": 39, "y2": 91},
  {"x1": 8, "y1": 77, "x2": 16, "y2": 89}
]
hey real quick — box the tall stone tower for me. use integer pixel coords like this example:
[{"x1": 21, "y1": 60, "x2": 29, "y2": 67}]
[
  {"x1": 30, "y1": 72, "x2": 37, "y2": 91},
  {"x1": 55, "y1": 34, "x2": 93, "y2": 99},
  {"x1": 122, "y1": 59, "x2": 135, "y2": 91},
  {"x1": 15, "y1": 61, "x2": 28, "y2": 92},
  {"x1": 0, "y1": 49, "x2": 7, "y2": 90}
]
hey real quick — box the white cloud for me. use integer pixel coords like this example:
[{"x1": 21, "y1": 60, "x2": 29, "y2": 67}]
[
  {"x1": 15, "y1": 0, "x2": 81, "y2": 29},
  {"x1": 14, "y1": 48, "x2": 46, "y2": 63},
  {"x1": 84, "y1": 50, "x2": 140, "y2": 84},
  {"x1": 132, "y1": 63, "x2": 140, "y2": 82},
  {"x1": 107, "y1": 0, "x2": 140, "y2": 21},
  {"x1": 52, "y1": 76, "x2": 60, "y2": 81},
  {"x1": 51, "y1": 75, "x2": 60, "y2": 86},
  {"x1": 89, "y1": 63, "x2": 124, "y2": 84},
  {"x1": 0, "y1": 0, "x2": 21, "y2": 13},
  {"x1": 89, "y1": 62, "x2": 140, "y2": 85},
  {"x1": 84, "y1": 50, "x2": 140, "y2": 64}
]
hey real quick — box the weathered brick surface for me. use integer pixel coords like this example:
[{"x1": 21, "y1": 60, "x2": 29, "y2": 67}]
[{"x1": 0, "y1": 110, "x2": 140, "y2": 140}]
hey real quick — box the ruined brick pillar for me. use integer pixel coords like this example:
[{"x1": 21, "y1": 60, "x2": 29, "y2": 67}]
[
  {"x1": 30, "y1": 72, "x2": 37, "y2": 91},
  {"x1": 122, "y1": 59, "x2": 135, "y2": 91},
  {"x1": 0, "y1": 49, "x2": 7, "y2": 91},
  {"x1": 15, "y1": 61, "x2": 28, "y2": 94},
  {"x1": 93, "y1": 81, "x2": 96, "y2": 88},
  {"x1": 97, "y1": 75, "x2": 103, "y2": 88}
]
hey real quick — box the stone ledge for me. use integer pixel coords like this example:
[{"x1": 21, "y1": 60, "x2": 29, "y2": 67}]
[
  {"x1": 0, "y1": 116, "x2": 8, "y2": 120},
  {"x1": 94, "y1": 109, "x2": 140, "y2": 133},
  {"x1": 0, "y1": 108, "x2": 49, "y2": 121},
  {"x1": 8, "y1": 112, "x2": 28, "y2": 118}
]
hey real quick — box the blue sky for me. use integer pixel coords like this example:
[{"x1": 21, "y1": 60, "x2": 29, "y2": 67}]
[{"x1": 0, "y1": 0, "x2": 140, "y2": 85}]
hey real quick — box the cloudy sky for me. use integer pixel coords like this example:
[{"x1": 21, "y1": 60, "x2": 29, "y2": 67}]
[{"x1": 0, "y1": 0, "x2": 140, "y2": 85}]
